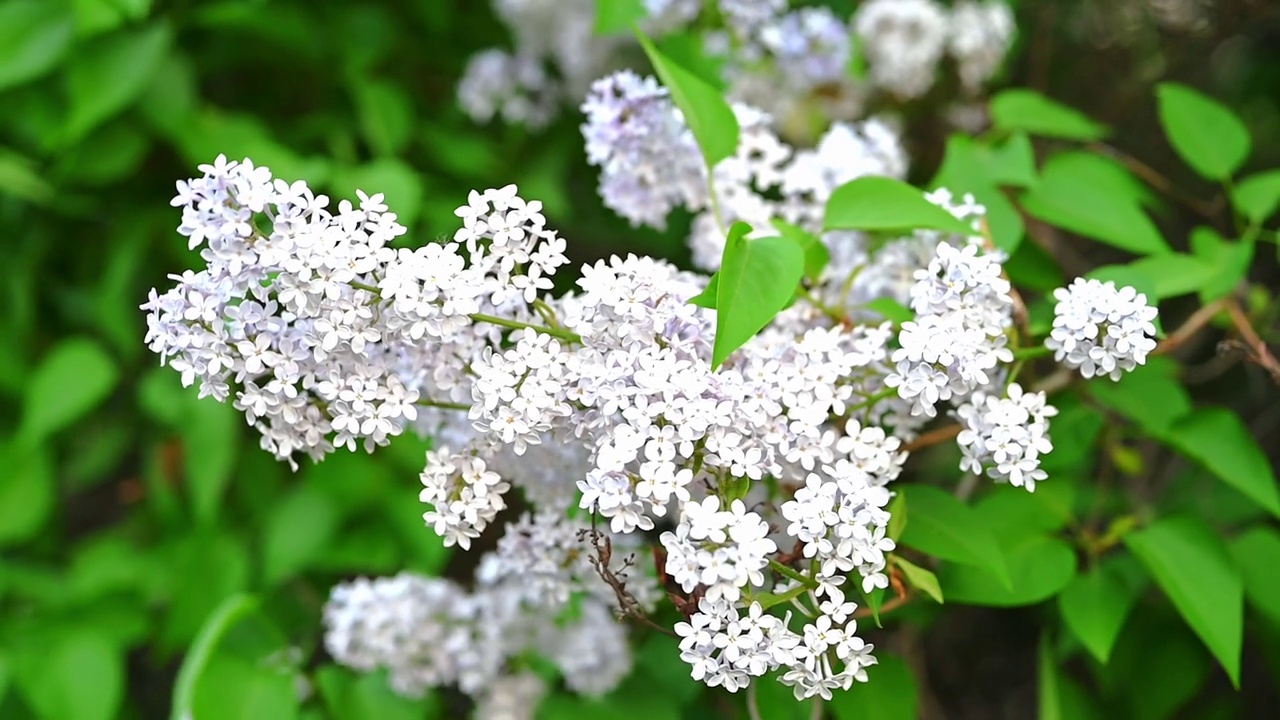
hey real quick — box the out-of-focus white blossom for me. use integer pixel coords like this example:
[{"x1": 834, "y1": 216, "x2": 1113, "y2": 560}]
[
  {"x1": 854, "y1": 0, "x2": 950, "y2": 99},
  {"x1": 949, "y1": 1, "x2": 1017, "y2": 91}
]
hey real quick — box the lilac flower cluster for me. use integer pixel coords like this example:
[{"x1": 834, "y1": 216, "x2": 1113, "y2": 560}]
[
  {"x1": 460, "y1": 0, "x2": 1019, "y2": 131},
  {"x1": 145, "y1": 145, "x2": 1157, "y2": 710}
]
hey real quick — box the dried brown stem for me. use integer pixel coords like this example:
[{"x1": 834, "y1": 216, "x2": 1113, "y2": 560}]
[{"x1": 583, "y1": 524, "x2": 679, "y2": 638}]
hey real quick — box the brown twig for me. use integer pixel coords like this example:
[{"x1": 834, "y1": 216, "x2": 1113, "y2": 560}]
[
  {"x1": 1087, "y1": 141, "x2": 1221, "y2": 219},
  {"x1": 1153, "y1": 297, "x2": 1229, "y2": 356},
  {"x1": 850, "y1": 566, "x2": 913, "y2": 620},
  {"x1": 903, "y1": 423, "x2": 961, "y2": 452},
  {"x1": 1225, "y1": 299, "x2": 1280, "y2": 384},
  {"x1": 582, "y1": 524, "x2": 679, "y2": 637}
]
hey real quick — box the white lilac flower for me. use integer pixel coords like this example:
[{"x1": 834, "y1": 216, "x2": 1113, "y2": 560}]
[
  {"x1": 161, "y1": 151, "x2": 1095, "y2": 706},
  {"x1": 473, "y1": 672, "x2": 546, "y2": 720},
  {"x1": 718, "y1": 0, "x2": 785, "y2": 38},
  {"x1": 1045, "y1": 278, "x2": 1159, "y2": 381},
  {"x1": 955, "y1": 383, "x2": 1058, "y2": 491},
  {"x1": 948, "y1": 0, "x2": 1017, "y2": 91},
  {"x1": 661, "y1": 497, "x2": 777, "y2": 603},
  {"x1": 142, "y1": 155, "x2": 420, "y2": 468},
  {"x1": 580, "y1": 70, "x2": 709, "y2": 228},
  {"x1": 324, "y1": 511, "x2": 647, "y2": 707},
  {"x1": 854, "y1": 0, "x2": 950, "y2": 99},
  {"x1": 419, "y1": 449, "x2": 511, "y2": 550},
  {"x1": 758, "y1": 7, "x2": 852, "y2": 90},
  {"x1": 457, "y1": 49, "x2": 559, "y2": 128}
]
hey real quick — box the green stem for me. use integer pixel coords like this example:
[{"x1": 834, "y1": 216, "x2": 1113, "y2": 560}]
[
  {"x1": 349, "y1": 280, "x2": 381, "y2": 295},
  {"x1": 847, "y1": 387, "x2": 897, "y2": 413},
  {"x1": 797, "y1": 285, "x2": 848, "y2": 324},
  {"x1": 1011, "y1": 345, "x2": 1052, "y2": 360},
  {"x1": 769, "y1": 558, "x2": 818, "y2": 590},
  {"x1": 468, "y1": 313, "x2": 582, "y2": 343},
  {"x1": 414, "y1": 398, "x2": 471, "y2": 411}
]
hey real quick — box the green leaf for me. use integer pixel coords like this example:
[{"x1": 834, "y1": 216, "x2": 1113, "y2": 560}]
[
  {"x1": 828, "y1": 652, "x2": 918, "y2": 720},
  {"x1": 160, "y1": 533, "x2": 251, "y2": 652},
  {"x1": 654, "y1": 31, "x2": 726, "y2": 90},
  {"x1": 1086, "y1": 356, "x2": 1191, "y2": 437},
  {"x1": 69, "y1": 532, "x2": 162, "y2": 601},
  {"x1": 317, "y1": 666, "x2": 437, "y2": 720},
  {"x1": 1038, "y1": 633, "x2": 1062, "y2": 720},
  {"x1": 540, "y1": 671, "x2": 682, "y2": 720},
  {"x1": 862, "y1": 297, "x2": 914, "y2": 323},
  {"x1": 262, "y1": 486, "x2": 341, "y2": 585},
  {"x1": 771, "y1": 219, "x2": 829, "y2": 282},
  {"x1": 192, "y1": 654, "x2": 299, "y2": 720},
  {"x1": 1188, "y1": 226, "x2": 1254, "y2": 302},
  {"x1": 0, "y1": 653, "x2": 10, "y2": 708},
  {"x1": 931, "y1": 134, "x2": 1026, "y2": 251},
  {"x1": 633, "y1": 633, "x2": 701, "y2": 707},
  {"x1": 1229, "y1": 526, "x2": 1280, "y2": 627},
  {"x1": 710, "y1": 222, "x2": 805, "y2": 368},
  {"x1": 1156, "y1": 83, "x2": 1250, "y2": 181},
  {"x1": 594, "y1": 0, "x2": 646, "y2": 34},
  {"x1": 898, "y1": 485, "x2": 1011, "y2": 588},
  {"x1": 0, "y1": 0, "x2": 74, "y2": 91},
  {"x1": 137, "y1": 51, "x2": 199, "y2": 139},
  {"x1": 1106, "y1": 611, "x2": 1210, "y2": 720},
  {"x1": 886, "y1": 492, "x2": 907, "y2": 541},
  {"x1": 176, "y1": 110, "x2": 331, "y2": 187},
  {"x1": 826, "y1": 176, "x2": 976, "y2": 235},
  {"x1": 636, "y1": 29, "x2": 739, "y2": 169},
  {"x1": 17, "y1": 630, "x2": 123, "y2": 720},
  {"x1": 750, "y1": 674, "x2": 810, "y2": 720},
  {"x1": 339, "y1": 158, "x2": 425, "y2": 228},
  {"x1": 1123, "y1": 253, "x2": 1222, "y2": 300},
  {"x1": 971, "y1": 483, "x2": 1074, "y2": 542},
  {"x1": 183, "y1": 397, "x2": 240, "y2": 526},
  {"x1": 352, "y1": 80, "x2": 414, "y2": 157},
  {"x1": 19, "y1": 337, "x2": 118, "y2": 444},
  {"x1": 937, "y1": 536, "x2": 1076, "y2": 607},
  {"x1": 984, "y1": 132, "x2": 1038, "y2": 188},
  {"x1": 0, "y1": 444, "x2": 54, "y2": 546},
  {"x1": 63, "y1": 22, "x2": 172, "y2": 142},
  {"x1": 0, "y1": 148, "x2": 54, "y2": 204},
  {"x1": 688, "y1": 273, "x2": 719, "y2": 309},
  {"x1": 1058, "y1": 560, "x2": 1141, "y2": 663},
  {"x1": 1004, "y1": 240, "x2": 1065, "y2": 292},
  {"x1": 1124, "y1": 516, "x2": 1243, "y2": 686},
  {"x1": 73, "y1": 0, "x2": 152, "y2": 36},
  {"x1": 385, "y1": 493, "x2": 452, "y2": 576},
  {"x1": 172, "y1": 594, "x2": 260, "y2": 720},
  {"x1": 1162, "y1": 407, "x2": 1280, "y2": 519},
  {"x1": 991, "y1": 89, "x2": 1108, "y2": 140},
  {"x1": 1231, "y1": 169, "x2": 1280, "y2": 224},
  {"x1": 1020, "y1": 152, "x2": 1168, "y2": 255},
  {"x1": 892, "y1": 556, "x2": 943, "y2": 604}
]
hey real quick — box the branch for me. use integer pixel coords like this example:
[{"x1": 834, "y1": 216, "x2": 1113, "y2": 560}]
[
  {"x1": 902, "y1": 423, "x2": 961, "y2": 452},
  {"x1": 1153, "y1": 297, "x2": 1229, "y2": 356},
  {"x1": 1225, "y1": 299, "x2": 1280, "y2": 384},
  {"x1": 1086, "y1": 142, "x2": 1221, "y2": 219},
  {"x1": 582, "y1": 524, "x2": 679, "y2": 638}
]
